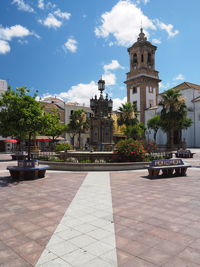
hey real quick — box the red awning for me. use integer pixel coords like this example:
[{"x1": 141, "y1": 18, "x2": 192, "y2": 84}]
[{"x1": 3, "y1": 139, "x2": 18, "y2": 143}]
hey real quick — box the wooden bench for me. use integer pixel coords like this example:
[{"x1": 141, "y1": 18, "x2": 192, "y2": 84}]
[
  {"x1": 147, "y1": 159, "x2": 191, "y2": 178},
  {"x1": 175, "y1": 150, "x2": 195, "y2": 158}
]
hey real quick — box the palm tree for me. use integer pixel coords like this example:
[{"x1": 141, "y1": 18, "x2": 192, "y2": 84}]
[
  {"x1": 159, "y1": 89, "x2": 192, "y2": 147},
  {"x1": 117, "y1": 102, "x2": 137, "y2": 127},
  {"x1": 117, "y1": 102, "x2": 145, "y2": 140}
]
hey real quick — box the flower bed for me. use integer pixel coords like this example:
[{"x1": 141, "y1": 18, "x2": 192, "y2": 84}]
[{"x1": 113, "y1": 139, "x2": 146, "y2": 162}]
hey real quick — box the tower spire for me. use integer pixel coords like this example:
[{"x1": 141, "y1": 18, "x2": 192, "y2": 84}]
[{"x1": 137, "y1": 27, "x2": 147, "y2": 42}]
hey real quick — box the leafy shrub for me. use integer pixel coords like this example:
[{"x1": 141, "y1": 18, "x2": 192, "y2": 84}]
[
  {"x1": 113, "y1": 139, "x2": 146, "y2": 162},
  {"x1": 55, "y1": 143, "x2": 72, "y2": 152},
  {"x1": 79, "y1": 159, "x2": 91, "y2": 163},
  {"x1": 144, "y1": 141, "x2": 157, "y2": 153},
  {"x1": 94, "y1": 159, "x2": 106, "y2": 163},
  {"x1": 66, "y1": 157, "x2": 78, "y2": 163}
]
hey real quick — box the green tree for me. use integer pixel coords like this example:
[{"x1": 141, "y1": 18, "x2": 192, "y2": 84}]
[
  {"x1": 117, "y1": 102, "x2": 137, "y2": 126},
  {"x1": 147, "y1": 114, "x2": 161, "y2": 141},
  {"x1": 159, "y1": 88, "x2": 192, "y2": 146},
  {"x1": 0, "y1": 87, "x2": 45, "y2": 160},
  {"x1": 117, "y1": 102, "x2": 145, "y2": 140},
  {"x1": 43, "y1": 111, "x2": 68, "y2": 150},
  {"x1": 67, "y1": 109, "x2": 89, "y2": 149}
]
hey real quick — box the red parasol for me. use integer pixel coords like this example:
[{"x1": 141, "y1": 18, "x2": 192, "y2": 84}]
[{"x1": 3, "y1": 139, "x2": 18, "y2": 143}]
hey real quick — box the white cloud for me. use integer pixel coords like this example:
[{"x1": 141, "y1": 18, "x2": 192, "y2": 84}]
[
  {"x1": 41, "y1": 81, "x2": 126, "y2": 110},
  {"x1": 95, "y1": 0, "x2": 156, "y2": 46},
  {"x1": 63, "y1": 38, "x2": 78, "y2": 53},
  {"x1": 17, "y1": 39, "x2": 28, "y2": 45},
  {"x1": 46, "y1": 1, "x2": 57, "y2": 10},
  {"x1": 38, "y1": 0, "x2": 57, "y2": 10},
  {"x1": 95, "y1": 0, "x2": 179, "y2": 46},
  {"x1": 159, "y1": 82, "x2": 170, "y2": 91},
  {"x1": 39, "y1": 13, "x2": 62, "y2": 28},
  {"x1": 0, "y1": 25, "x2": 38, "y2": 54},
  {"x1": 174, "y1": 74, "x2": 185, "y2": 81},
  {"x1": 102, "y1": 73, "x2": 116, "y2": 86},
  {"x1": 152, "y1": 38, "x2": 161, "y2": 44},
  {"x1": 103, "y1": 60, "x2": 123, "y2": 71},
  {"x1": 54, "y1": 9, "x2": 71, "y2": 20},
  {"x1": 0, "y1": 25, "x2": 33, "y2": 41},
  {"x1": 38, "y1": 0, "x2": 44, "y2": 9},
  {"x1": 136, "y1": 0, "x2": 150, "y2": 4},
  {"x1": 12, "y1": 0, "x2": 34, "y2": 13},
  {"x1": 113, "y1": 96, "x2": 127, "y2": 111},
  {"x1": 0, "y1": 40, "x2": 10, "y2": 54},
  {"x1": 157, "y1": 20, "x2": 179, "y2": 38},
  {"x1": 56, "y1": 81, "x2": 98, "y2": 106}
]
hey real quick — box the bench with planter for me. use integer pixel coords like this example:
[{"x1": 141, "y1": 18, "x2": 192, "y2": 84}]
[
  {"x1": 175, "y1": 149, "x2": 195, "y2": 158},
  {"x1": 147, "y1": 159, "x2": 191, "y2": 179},
  {"x1": 7, "y1": 159, "x2": 49, "y2": 179}
]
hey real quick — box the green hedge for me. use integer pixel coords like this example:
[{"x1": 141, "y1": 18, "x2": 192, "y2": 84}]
[{"x1": 55, "y1": 143, "x2": 72, "y2": 152}]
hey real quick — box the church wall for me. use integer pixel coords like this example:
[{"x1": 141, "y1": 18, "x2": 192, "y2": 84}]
[
  {"x1": 129, "y1": 86, "x2": 141, "y2": 121},
  {"x1": 129, "y1": 87, "x2": 141, "y2": 111},
  {"x1": 194, "y1": 101, "x2": 200, "y2": 147},
  {"x1": 182, "y1": 111, "x2": 195, "y2": 147},
  {"x1": 146, "y1": 86, "x2": 156, "y2": 108},
  {"x1": 181, "y1": 89, "x2": 200, "y2": 110},
  {"x1": 156, "y1": 129, "x2": 167, "y2": 145},
  {"x1": 179, "y1": 88, "x2": 200, "y2": 147},
  {"x1": 145, "y1": 108, "x2": 157, "y2": 141}
]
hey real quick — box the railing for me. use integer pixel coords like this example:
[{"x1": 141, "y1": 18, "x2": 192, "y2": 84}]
[
  {"x1": 32, "y1": 151, "x2": 173, "y2": 162},
  {"x1": 31, "y1": 151, "x2": 56, "y2": 160}
]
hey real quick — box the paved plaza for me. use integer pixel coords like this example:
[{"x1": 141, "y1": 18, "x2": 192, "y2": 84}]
[{"x1": 0, "y1": 151, "x2": 200, "y2": 266}]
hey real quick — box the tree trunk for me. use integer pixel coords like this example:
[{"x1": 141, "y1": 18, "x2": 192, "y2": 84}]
[
  {"x1": 28, "y1": 132, "x2": 31, "y2": 161},
  {"x1": 78, "y1": 132, "x2": 81, "y2": 149},
  {"x1": 169, "y1": 129, "x2": 174, "y2": 147},
  {"x1": 51, "y1": 137, "x2": 54, "y2": 151},
  {"x1": 154, "y1": 130, "x2": 157, "y2": 141}
]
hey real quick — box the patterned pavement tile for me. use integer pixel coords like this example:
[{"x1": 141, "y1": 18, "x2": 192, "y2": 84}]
[
  {"x1": 111, "y1": 168, "x2": 200, "y2": 267},
  {"x1": 2, "y1": 153, "x2": 200, "y2": 266},
  {"x1": 0, "y1": 168, "x2": 86, "y2": 266}
]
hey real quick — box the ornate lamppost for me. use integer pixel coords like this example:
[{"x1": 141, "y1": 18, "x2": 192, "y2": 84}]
[{"x1": 90, "y1": 79, "x2": 114, "y2": 151}]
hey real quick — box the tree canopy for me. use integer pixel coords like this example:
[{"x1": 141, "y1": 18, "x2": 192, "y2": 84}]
[
  {"x1": 66, "y1": 109, "x2": 89, "y2": 148},
  {"x1": 159, "y1": 88, "x2": 192, "y2": 146},
  {"x1": 147, "y1": 114, "x2": 161, "y2": 141},
  {"x1": 0, "y1": 87, "x2": 45, "y2": 159},
  {"x1": 117, "y1": 102, "x2": 145, "y2": 140},
  {"x1": 43, "y1": 110, "x2": 67, "y2": 143}
]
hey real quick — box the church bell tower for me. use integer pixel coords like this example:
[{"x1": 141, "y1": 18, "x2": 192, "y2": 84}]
[{"x1": 125, "y1": 28, "x2": 161, "y2": 123}]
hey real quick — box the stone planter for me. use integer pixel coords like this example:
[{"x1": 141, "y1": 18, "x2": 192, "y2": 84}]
[{"x1": 39, "y1": 160, "x2": 148, "y2": 171}]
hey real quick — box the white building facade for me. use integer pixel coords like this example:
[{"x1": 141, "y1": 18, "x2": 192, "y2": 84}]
[
  {"x1": 145, "y1": 82, "x2": 200, "y2": 148},
  {"x1": 65, "y1": 102, "x2": 92, "y2": 148}
]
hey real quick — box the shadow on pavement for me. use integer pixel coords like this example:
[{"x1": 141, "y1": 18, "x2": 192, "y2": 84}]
[{"x1": 0, "y1": 175, "x2": 21, "y2": 187}]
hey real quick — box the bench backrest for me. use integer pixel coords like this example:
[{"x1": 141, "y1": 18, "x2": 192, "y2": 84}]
[
  {"x1": 177, "y1": 150, "x2": 191, "y2": 154},
  {"x1": 150, "y1": 159, "x2": 184, "y2": 167}
]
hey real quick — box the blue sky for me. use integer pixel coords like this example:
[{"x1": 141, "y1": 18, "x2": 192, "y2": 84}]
[{"x1": 0, "y1": 0, "x2": 200, "y2": 109}]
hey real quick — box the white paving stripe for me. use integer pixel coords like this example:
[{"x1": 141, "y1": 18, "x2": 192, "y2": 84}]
[{"x1": 35, "y1": 172, "x2": 118, "y2": 267}]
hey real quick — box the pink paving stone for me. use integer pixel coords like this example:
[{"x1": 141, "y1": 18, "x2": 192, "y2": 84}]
[
  {"x1": 111, "y1": 169, "x2": 200, "y2": 266},
  {"x1": 178, "y1": 247, "x2": 200, "y2": 264},
  {"x1": 0, "y1": 171, "x2": 86, "y2": 265},
  {"x1": 163, "y1": 256, "x2": 200, "y2": 267},
  {"x1": 1, "y1": 258, "x2": 32, "y2": 267}
]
